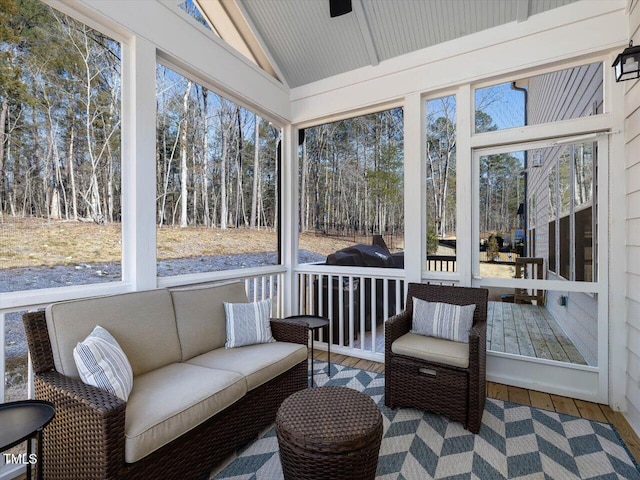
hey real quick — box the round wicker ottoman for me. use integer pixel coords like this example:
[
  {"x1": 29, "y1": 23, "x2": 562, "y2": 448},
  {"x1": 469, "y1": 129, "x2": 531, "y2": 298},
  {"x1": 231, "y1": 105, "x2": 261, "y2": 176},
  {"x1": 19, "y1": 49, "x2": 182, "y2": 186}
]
[{"x1": 275, "y1": 386, "x2": 383, "y2": 480}]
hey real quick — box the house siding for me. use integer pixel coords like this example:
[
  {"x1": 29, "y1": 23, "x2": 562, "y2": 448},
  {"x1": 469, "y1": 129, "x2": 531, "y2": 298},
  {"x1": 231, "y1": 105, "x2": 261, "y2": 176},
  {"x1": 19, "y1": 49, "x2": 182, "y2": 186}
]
[
  {"x1": 528, "y1": 63, "x2": 603, "y2": 125},
  {"x1": 626, "y1": 0, "x2": 640, "y2": 437}
]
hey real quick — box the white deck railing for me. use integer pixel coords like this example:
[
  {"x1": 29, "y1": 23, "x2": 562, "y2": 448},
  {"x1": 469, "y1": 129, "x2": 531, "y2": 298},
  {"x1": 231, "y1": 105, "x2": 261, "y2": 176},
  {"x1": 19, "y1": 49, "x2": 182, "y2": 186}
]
[
  {"x1": 242, "y1": 272, "x2": 285, "y2": 318},
  {"x1": 294, "y1": 265, "x2": 406, "y2": 361},
  {"x1": 0, "y1": 268, "x2": 285, "y2": 405}
]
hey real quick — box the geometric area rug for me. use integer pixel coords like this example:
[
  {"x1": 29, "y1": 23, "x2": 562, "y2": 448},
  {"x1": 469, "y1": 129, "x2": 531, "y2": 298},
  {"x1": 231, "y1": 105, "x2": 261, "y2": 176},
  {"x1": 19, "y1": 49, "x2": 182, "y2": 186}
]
[{"x1": 212, "y1": 362, "x2": 640, "y2": 480}]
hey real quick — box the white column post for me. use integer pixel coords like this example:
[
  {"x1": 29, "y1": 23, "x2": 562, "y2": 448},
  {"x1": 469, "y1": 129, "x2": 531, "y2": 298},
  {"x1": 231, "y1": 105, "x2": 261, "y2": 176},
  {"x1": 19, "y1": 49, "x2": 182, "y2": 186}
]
[
  {"x1": 281, "y1": 124, "x2": 299, "y2": 316},
  {"x1": 456, "y1": 84, "x2": 473, "y2": 286},
  {"x1": 608, "y1": 55, "x2": 627, "y2": 411},
  {"x1": 122, "y1": 37, "x2": 157, "y2": 291},
  {"x1": 403, "y1": 92, "x2": 425, "y2": 284}
]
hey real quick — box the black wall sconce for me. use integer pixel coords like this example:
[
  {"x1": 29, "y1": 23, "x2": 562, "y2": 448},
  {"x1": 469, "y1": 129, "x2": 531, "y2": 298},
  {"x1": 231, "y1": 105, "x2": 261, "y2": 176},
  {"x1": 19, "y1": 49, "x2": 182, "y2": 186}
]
[
  {"x1": 329, "y1": 0, "x2": 352, "y2": 17},
  {"x1": 612, "y1": 41, "x2": 640, "y2": 82}
]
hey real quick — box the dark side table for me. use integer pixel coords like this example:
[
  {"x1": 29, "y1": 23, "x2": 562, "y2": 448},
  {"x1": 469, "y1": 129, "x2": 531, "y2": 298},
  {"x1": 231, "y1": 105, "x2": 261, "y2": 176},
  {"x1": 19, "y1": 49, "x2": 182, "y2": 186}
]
[
  {"x1": 0, "y1": 400, "x2": 55, "y2": 480},
  {"x1": 286, "y1": 315, "x2": 330, "y2": 386},
  {"x1": 276, "y1": 386, "x2": 383, "y2": 480}
]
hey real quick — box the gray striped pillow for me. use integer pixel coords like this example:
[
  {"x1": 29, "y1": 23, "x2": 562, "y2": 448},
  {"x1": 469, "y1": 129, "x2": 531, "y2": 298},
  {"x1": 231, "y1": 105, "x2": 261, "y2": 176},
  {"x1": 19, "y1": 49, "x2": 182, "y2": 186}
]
[
  {"x1": 73, "y1": 325, "x2": 133, "y2": 400},
  {"x1": 411, "y1": 297, "x2": 476, "y2": 343},
  {"x1": 224, "y1": 298, "x2": 274, "y2": 348}
]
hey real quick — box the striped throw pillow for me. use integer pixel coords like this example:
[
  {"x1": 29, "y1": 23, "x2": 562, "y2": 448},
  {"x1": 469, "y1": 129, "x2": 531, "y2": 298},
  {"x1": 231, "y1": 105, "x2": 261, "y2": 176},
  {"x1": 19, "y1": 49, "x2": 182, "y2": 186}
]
[
  {"x1": 224, "y1": 298, "x2": 274, "y2": 348},
  {"x1": 411, "y1": 297, "x2": 476, "y2": 343},
  {"x1": 73, "y1": 325, "x2": 133, "y2": 401}
]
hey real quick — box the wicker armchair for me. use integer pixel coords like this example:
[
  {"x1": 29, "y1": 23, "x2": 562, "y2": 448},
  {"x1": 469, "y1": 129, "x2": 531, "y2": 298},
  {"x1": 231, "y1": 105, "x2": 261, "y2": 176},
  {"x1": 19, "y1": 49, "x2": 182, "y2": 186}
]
[{"x1": 385, "y1": 283, "x2": 488, "y2": 433}]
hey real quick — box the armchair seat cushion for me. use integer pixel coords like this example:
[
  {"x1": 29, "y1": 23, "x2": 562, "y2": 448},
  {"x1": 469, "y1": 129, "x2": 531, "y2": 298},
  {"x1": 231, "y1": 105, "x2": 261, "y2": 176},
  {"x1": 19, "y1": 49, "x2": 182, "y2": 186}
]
[
  {"x1": 125, "y1": 363, "x2": 246, "y2": 463},
  {"x1": 391, "y1": 332, "x2": 469, "y2": 368},
  {"x1": 186, "y1": 342, "x2": 307, "y2": 391}
]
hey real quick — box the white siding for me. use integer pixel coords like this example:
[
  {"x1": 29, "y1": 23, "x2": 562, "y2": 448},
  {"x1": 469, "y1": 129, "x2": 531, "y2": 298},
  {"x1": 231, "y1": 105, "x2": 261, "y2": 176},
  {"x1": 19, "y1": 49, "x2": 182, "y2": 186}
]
[
  {"x1": 546, "y1": 290, "x2": 599, "y2": 366},
  {"x1": 528, "y1": 63, "x2": 603, "y2": 124},
  {"x1": 625, "y1": 0, "x2": 640, "y2": 438}
]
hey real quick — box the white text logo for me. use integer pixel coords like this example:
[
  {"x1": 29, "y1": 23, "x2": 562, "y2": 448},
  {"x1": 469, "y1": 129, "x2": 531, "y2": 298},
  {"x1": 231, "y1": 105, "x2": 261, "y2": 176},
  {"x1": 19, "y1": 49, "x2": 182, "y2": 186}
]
[{"x1": 3, "y1": 453, "x2": 38, "y2": 465}]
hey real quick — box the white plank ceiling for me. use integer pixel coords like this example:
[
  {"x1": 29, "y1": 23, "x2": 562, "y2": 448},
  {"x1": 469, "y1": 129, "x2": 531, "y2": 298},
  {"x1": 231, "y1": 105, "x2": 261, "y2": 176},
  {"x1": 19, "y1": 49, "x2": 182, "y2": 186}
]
[{"x1": 233, "y1": 0, "x2": 580, "y2": 88}]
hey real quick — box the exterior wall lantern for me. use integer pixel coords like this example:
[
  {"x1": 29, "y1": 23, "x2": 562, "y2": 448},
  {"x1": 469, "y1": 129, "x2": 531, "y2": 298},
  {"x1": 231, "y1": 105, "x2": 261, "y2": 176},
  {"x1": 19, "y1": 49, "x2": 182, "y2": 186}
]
[{"x1": 612, "y1": 41, "x2": 640, "y2": 82}]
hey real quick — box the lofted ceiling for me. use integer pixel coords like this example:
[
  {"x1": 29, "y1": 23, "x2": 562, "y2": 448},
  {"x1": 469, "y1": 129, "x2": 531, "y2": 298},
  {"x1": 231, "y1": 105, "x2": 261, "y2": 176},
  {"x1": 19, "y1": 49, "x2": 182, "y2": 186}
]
[{"x1": 195, "y1": 0, "x2": 581, "y2": 88}]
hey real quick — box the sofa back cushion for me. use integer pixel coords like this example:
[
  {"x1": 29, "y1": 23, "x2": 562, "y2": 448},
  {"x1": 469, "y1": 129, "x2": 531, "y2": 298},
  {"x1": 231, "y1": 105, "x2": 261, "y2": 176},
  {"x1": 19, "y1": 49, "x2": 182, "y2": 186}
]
[
  {"x1": 46, "y1": 289, "x2": 180, "y2": 379},
  {"x1": 171, "y1": 282, "x2": 248, "y2": 360}
]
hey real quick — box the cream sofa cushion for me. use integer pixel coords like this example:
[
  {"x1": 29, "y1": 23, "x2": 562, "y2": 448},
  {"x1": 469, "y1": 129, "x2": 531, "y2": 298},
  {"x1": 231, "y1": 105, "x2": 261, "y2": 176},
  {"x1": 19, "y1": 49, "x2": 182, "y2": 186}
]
[
  {"x1": 125, "y1": 363, "x2": 246, "y2": 463},
  {"x1": 391, "y1": 332, "x2": 469, "y2": 368},
  {"x1": 171, "y1": 282, "x2": 248, "y2": 360},
  {"x1": 46, "y1": 290, "x2": 180, "y2": 379},
  {"x1": 187, "y1": 342, "x2": 307, "y2": 391}
]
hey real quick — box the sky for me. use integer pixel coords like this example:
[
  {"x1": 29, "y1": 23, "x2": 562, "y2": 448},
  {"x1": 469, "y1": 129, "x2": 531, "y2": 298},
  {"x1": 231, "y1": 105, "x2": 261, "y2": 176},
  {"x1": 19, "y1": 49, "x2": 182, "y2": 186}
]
[{"x1": 476, "y1": 82, "x2": 526, "y2": 131}]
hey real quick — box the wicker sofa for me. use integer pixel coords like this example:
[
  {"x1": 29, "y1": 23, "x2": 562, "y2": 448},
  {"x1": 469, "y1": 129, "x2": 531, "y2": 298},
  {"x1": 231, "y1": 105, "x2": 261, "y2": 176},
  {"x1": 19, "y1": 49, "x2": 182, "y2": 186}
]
[{"x1": 22, "y1": 282, "x2": 308, "y2": 480}]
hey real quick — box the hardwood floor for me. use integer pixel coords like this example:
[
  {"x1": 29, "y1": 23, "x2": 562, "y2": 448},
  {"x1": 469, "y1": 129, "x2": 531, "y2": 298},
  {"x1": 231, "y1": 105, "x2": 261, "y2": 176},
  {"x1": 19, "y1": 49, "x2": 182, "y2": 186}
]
[{"x1": 316, "y1": 351, "x2": 640, "y2": 465}]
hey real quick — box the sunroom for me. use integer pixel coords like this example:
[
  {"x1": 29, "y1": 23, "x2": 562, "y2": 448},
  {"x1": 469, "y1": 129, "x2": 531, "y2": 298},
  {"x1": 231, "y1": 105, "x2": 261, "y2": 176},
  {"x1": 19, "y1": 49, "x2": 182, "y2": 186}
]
[{"x1": 1, "y1": 0, "x2": 639, "y2": 478}]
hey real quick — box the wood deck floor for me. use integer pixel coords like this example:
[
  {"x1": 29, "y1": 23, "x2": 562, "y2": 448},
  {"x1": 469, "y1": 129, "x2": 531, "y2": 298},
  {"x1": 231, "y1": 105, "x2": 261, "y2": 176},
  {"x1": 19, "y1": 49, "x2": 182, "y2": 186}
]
[
  {"x1": 316, "y1": 351, "x2": 640, "y2": 466},
  {"x1": 487, "y1": 301, "x2": 587, "y2": 364},
  {"x1": 353, "y1": 301, "x2": 588, "y2": 365}
]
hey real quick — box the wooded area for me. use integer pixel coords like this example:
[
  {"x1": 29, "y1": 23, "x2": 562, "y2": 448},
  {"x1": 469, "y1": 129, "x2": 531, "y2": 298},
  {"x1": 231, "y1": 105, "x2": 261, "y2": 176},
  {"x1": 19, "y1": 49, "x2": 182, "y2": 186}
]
[
  {"x1": 0, "y1": 0, "x2": 526, "y2": 259},
  {"x1": 298, "y1": 108, "x2": 404, "y2": 241},
  {"x1": 156, "y1": 66, "x2": 280, "y2": 230},
  {"x1": 0, "y1": 0, "x2": 280, "y2": 233},
  {"x1": 426, "y1": 94, "x2": 524, "y2": 250},
  {"x1": 479, "y1": 153, "x2": 524, "y2": 239},
  {"x1": 426, "y1": 96, "x2": 456, "y2": 244},
  {"x1": 0, "y1": 0, "x2": 121, "y2": 223}
]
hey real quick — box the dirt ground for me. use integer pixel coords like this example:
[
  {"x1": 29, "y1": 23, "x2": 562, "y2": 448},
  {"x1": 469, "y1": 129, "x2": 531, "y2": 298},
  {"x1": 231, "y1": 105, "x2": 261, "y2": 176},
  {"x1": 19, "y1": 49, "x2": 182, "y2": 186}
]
[
  {"x1": 0, "y1": 218, "x2": 518, "y2": 279},
  {"x1": 0, "y1": 218, "x2": 359, "y2": 269}
]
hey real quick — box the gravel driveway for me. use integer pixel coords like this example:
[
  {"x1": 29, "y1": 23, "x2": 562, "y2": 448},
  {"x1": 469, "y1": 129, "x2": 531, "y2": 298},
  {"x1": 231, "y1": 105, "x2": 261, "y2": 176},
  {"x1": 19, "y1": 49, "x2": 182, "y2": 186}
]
[{"x1": 2, "y1": 250, "x2": 325, "y2": 361}]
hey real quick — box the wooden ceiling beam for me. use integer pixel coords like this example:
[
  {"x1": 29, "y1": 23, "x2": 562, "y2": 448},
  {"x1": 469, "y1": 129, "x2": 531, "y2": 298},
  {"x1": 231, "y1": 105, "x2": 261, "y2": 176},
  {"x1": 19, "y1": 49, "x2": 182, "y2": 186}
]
[{"x1": 195, "y1": 0, "x2": 286, "y2": 85}]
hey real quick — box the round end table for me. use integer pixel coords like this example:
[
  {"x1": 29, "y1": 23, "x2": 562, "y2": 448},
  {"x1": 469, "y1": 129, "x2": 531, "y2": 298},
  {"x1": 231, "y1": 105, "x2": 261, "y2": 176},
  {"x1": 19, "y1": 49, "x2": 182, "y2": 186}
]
[
  {"x1": 0, "y1": 400, "x2": 55, "y2": 480},
  {"x1": 276, "y1": 386, "x2": 383, "y2": 480},
  {"x1": 286, "y1": 315, "x2": 330, "y2": 386}
]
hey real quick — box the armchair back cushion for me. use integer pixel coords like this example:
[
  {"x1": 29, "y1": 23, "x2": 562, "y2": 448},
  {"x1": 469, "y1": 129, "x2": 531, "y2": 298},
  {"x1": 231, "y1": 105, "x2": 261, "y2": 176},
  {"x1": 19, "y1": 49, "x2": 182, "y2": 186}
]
[
  {"x1": 171, "y1": 282, "x2": 248, "y2": 360},
  {"x1": 46, "y1": 289, "x2": 180, "y2": 379},
  {"x1": 411, "y1": 297, "x2": 475, "y2": 343},
  {"x1": 406, "y1": 283, "x2": 487, "y2": 327}
]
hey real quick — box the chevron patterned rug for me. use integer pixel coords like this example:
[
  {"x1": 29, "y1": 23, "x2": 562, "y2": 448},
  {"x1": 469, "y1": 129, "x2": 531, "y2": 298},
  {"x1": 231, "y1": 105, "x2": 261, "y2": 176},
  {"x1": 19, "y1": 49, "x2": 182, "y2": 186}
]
[{"x1": 211, "y1": 362, "x2": 640, "y2": 480}]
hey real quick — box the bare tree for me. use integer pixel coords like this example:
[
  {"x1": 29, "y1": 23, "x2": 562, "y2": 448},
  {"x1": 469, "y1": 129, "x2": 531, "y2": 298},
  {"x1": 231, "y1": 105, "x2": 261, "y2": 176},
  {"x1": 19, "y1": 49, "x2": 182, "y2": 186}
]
[
  {"x1": 250, "y1": 114, "x2": 260, "y2": 228},
  {"x1": 201, "y1": 87, "x2": 210, "y2": 226},
  {"x1": 179, "y1": 80, "x2": 192, "y2": 227},
  {"x1": 426, "y1": 97, "x2": 456, "y2": 239}
]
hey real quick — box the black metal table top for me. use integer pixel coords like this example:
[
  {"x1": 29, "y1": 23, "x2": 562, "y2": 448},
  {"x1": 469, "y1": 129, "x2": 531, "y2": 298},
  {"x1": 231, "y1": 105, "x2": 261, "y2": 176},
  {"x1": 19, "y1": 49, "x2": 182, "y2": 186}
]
[
  {"x1": 0, "y1": 400, "x2": 55, "y2": 451},
  {"x1": 286, "y1": 315, "x2": 329, "y2": 330}
]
